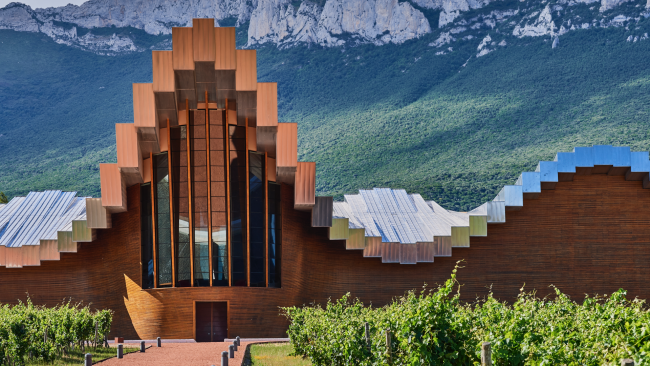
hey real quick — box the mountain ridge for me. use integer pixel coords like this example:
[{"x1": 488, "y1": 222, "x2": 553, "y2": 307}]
[{"x1": 0, "y1": 0, "x2": 648, "y2": 54}]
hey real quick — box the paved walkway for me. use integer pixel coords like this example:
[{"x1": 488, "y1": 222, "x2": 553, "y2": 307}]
[{"x1": 101, "y1": 341, "x2": 253, "y2": 366}]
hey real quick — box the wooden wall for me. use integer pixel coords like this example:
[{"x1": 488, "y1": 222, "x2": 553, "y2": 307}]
[{"x1": 1, "y1": 175, "x2": 649, "y2": 339}]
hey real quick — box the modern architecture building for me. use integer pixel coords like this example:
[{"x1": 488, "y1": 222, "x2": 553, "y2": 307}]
[{"x1": 1, "y1": 19, "x2": 650, "y2": 341}]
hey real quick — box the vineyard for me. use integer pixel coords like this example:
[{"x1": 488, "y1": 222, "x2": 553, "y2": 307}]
[
  {"x1": 0, "y1": 299, "x2": 112, "y2": 365},
  {"x1": 283, "y1": 264, "x2": 650, "y2": 366}
]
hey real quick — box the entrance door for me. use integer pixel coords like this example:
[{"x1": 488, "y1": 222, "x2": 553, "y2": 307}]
[{"x1": 195, "y1": 302, "x2": 228, "y2": 342}]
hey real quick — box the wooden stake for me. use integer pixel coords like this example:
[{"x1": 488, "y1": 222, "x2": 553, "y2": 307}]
[{"x1": 481, "y1": 342, "x2": 492, "y2": 366}]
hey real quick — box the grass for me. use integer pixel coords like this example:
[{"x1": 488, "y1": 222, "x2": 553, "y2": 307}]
[
  {"x1": 249, "y1": 343, "x2": 311, "y2": 366},
  {"x1": 25, "y1": 345, "x2": 140, "y2": 366}
]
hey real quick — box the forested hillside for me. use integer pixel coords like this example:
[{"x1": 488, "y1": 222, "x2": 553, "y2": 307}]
[{"x1": 0, "y1": 11, "x2": 649, "y2": 210}]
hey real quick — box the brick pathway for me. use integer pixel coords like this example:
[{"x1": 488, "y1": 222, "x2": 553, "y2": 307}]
[{"x1": 100, "y1": 341, "x2": 251, "y2": 366}]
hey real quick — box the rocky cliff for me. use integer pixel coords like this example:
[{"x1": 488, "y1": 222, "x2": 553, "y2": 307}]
[{"x1": 0, "y1": 0, "x2": 648, "y2": 54}]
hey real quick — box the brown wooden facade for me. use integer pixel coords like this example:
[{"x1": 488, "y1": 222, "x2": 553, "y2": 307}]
[{"x1": 1, "y1": 175, "x2": 650, "y2": 339}]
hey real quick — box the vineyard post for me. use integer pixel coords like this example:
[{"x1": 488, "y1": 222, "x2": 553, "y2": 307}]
[
  {"x1": 621, "y1": 359, "x2": 634, "y2": 366},
  {"x1": 365, "y1": 322, "x2": 370, "y2": 352},
  {"x1": 481, "y1": 342, "x2": 492, "y2": 366},
  {"x1": 94, "y1": 322, "x2": 98, "y2": 348},
  {"x1": 386, "y1": 329, "x2": 392, "y2": 365}
]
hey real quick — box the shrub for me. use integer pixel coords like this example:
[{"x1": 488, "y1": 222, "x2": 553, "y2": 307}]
[
  {"x1": 0, "y1": 298, "x2": 112, "y2": 365},
  {"x1": 284, "y1": 263, "x2": 650, "y2": 365}
]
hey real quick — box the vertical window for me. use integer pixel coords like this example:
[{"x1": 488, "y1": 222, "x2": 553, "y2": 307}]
[
  {"x1": 210, "y1": 110, "x2": 228, "y2": 286},
  {"x1": 249, "y1": 152, "x2": 265, "y2": 287},
  {"x1": 140, "y1": 183, "x2": 154, "y2": 289},
  {"x1": 154, "y1": 153, "x2": 172, "y2": 287},
  {"x1": 171, "y1": 125, "x2": 191, "y2": 287},
  {"x1": 268, "y1": 182, "x2": 282, "y2": 288},
  {"x1": 229, "y1": 125, "x2": 247, "y2": 286},
  {"x1": 191, "y1": 111, "x2": 210, "y2": 287}
]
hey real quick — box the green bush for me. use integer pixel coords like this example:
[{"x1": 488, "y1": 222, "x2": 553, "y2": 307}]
[
  {"x1": 0, "y1": 299, "x2": 112, "y2": 365},
  {"x1": 284, "y1": 264, "x2": 650, "y2": 365}
]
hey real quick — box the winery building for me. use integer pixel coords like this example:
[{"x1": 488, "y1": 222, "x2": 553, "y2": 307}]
[{"x1": 1, "y1": 19, "x2": 650, "y2": 341}]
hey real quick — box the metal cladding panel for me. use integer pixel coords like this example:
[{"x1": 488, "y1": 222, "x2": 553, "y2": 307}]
[
  {"x1": 592, "y1": 145, "x2": 614, "y2": 173},
  {"x1": 72, "y1": 220, "x2": 95, "y2": 242},
  {"x1": 215, "y1": 27, "x2": 236, "y2": 70},
  {"x1": 257, "y1": 83, "x2": 278, "y2": 127},
  {"x1": 573, "y1": 146, "x2": 594, "y2": 174},
  {"x1": 57, "y1": 231, "x2": 77, "y2": 253},
  {"x1": 143, "y1": 157, "x2": 152, "y2": 183},
  {"x1": 329, "y1": 218, "x2": 349, "y2": 240},
  {"x1": 487, "y1": 201, "x2": 505, "y2": 223},
  {"x1": 416, "y1": 242, "x2": 435, "y2": 262},
  {"x1": 257, "y1": 126, "x2": 277, "y2": 155},
  {"x1": 312, "y1": 196, "x2": 333, "y2": 227},
  {"x1": 116, "y1": 124, "x2": 143, "y2": 178},
  {"x1": 518, "y1": 172, "x2": 541, "y2": 199},
  {"x1": 276, "y1": 123, "x2": 298, "y2": 169},
  {"x1": 496, "y1": 185, "x2": 523, "y2": 210},
  {"x1": 172, "y1": 27, "x2": 194, "y2": 70},
  {"x1": 363, "y1": 237, "x2": 382, "y2": 257},
  {"x1": 100, "y1": 163, "x2": 127, "y2": 212},
  {"x1": 267, "y1": 157, "x2": 277, "y2": 182},
  {"x1": 39, "y1": 240, "x2": 60, "y2": 261},
  {"x1": 86, "y1": 198, "x2": 111, "y2": 229},
  {"x1": 236, "y1": 50, "x2": 257, "y2": 91},
  {"x1": 610, "y1": 146, "x2": 632, "y2": 175},
  {"x1": 626, "y1": 151, "x2": 650, "y2": 181},
  {"x1": 192, "y1": 18, "x2": 216, "y2": 62},
  {"x1": 555, "y1": 152, "x2": 575, "y2": 181},
  {"x1": 294, "y1": 162, "x2": 316, "y2": 211},
  {"x1": 435, "y1": 236, "x2": 452, "y2": 257},
  {"x1": 160, "y1": 128, "x2": 169, "y2": 152},
  {"x1": 0, "y1": 246, "x2": 5, "y2": 266},
  {"x1": 23, "y1": 192, "x2": 78, "y2": 245},
  {"x1": 536, "y1": 161, "x2": 558, "y2": 189},
  {"x1": 152, "y1": 51, "x2": 174, "y2": 92},
  {"x1": 346, "y1": 228, "x2": 366, "y2": 250},
  {"x1": 133, "y1": 83, "x2": 156, "y2": 129},
  {"x1": 399, "y1": 243, "x2": 417, "y2": 264},
  {"x1": 0, "y1": 191, "x2": 73, "y2": 248},
  {"x1": 451, "y1": 226, "x2": 470, "y2": 247},
  {"x1": 381, "y1": 242, "x2": 400, "y2": 263},
  {"x1": 469, "y1": 216, "x2": 487, "y2": 236},
  {"x1": 247, "y1": 126, "x2": 257, "y2": 151},
  {"x1": 22, "y1": 245, "x2": 40, "y2": 266},
  {"x1": 5, "y1": 247, "x2": 22, "y2": 268}
]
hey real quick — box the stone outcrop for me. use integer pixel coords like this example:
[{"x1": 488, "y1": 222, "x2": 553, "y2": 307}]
[
  {"x1": 513, "y1": 5, "x2": 557, "y2": 37},
  {"x1": 248, "y1": 0, "x2": 432, "y2": 46}
]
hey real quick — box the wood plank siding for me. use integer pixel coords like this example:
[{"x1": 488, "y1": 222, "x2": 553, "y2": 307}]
[{"x1": 1, "y1": 175, "x2": 650, "y2": 339}]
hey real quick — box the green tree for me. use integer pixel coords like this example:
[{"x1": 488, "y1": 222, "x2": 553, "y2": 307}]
[{"x1": 0, "y1": 192, "x2": 8, "y2": 204}]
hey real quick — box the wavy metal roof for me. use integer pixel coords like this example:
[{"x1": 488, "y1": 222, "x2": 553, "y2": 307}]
[
  {"x1": 0, "y1": 191, "x2": 94, "y2": 268},
  {"x1": 329, "y1": 145, "x2": 650, "y2": 264}
]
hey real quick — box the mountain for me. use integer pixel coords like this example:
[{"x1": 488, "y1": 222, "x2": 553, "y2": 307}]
[{"x1": 0, "y1": 0, "x2": 649, "y2": 210}]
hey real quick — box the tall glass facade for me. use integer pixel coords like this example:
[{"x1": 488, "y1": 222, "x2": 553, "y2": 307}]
[
  {"x1": 191, "y1": 110, "x2": 210, "y2": 286},
  {"x1": 229, "y1": 124, "x2": 248, "y2": 286},
  {"x1": 140, "y1": 183, "x2": 154, "y2": 289},
  {"x1": 210, "y1": 110, "x2": 228, "y2": 286},
  {"x1": 171, "y1": 125, "x2": 191, "y2": 287},
  {"x1": 249, "y1": 152, "x2": 265, "y2": 287},
  {"x1": 268, "y1": 182, "x2": 282, "y2": 288},
  {"x1": 153, "y1": 153, "x2": 172, "y2": 286},
  {"x1": 144, "y1": 109, "x2": 282, "y2": 290}
]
